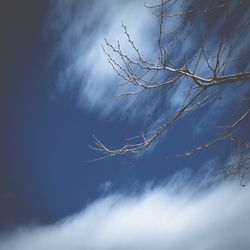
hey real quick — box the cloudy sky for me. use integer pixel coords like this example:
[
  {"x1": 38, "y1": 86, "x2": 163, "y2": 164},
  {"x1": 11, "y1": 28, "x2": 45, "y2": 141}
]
[{"x1": 1, "y1": 0, "x2": 250, "y2": 249}]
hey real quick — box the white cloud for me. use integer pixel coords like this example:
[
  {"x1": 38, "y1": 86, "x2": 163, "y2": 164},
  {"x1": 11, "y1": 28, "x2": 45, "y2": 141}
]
[
  {"x1": 46, "y1": 0, "x2": 157, "y2": 118},
  {"x1": 1, "y1": 175, "x2": 250, "y2": 250},
  {"x1": 47, "y1": 0, "x2": 250, "y2": 121},
  {"x1": 99, "y1": 180, "x2": 112, "y2": 193},
  {"x1": 46, "y1": 0, "x2": 250, "y2": 155}
]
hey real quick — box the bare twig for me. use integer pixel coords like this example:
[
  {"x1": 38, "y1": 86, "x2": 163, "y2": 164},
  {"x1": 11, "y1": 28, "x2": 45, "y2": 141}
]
[{"x1": 91, "y1": 0, "x2": 250, "y2": 170}]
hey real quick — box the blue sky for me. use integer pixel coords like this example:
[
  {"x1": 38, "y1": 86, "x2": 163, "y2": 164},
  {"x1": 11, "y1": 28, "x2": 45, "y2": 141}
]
[{"x1": 0, "y1": 0, "x2": 250, "y2": 249}]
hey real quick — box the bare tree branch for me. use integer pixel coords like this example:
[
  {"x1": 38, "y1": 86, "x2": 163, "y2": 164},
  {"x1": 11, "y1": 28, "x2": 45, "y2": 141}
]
[{"x1": 90, "y1": 0, "x2": 250, "y2": 180}]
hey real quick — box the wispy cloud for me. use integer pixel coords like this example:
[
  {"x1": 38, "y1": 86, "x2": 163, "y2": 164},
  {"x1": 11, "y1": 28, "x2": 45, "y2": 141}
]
[
  {"x1": 47, "y1": 0, "x2": 250, "y2": 121},
  {"x1": 45, "y1": 0, "x2": 250, "y2": 156},
  {"x1": 46, "y1": 0, "x2": 157, "y2": 118},
  {"x1": 1, "y1": 172, "x2": 249, "y2": 250},
  {"x1": 99, "y1": 180, "x2": 112, "y2": 193}
]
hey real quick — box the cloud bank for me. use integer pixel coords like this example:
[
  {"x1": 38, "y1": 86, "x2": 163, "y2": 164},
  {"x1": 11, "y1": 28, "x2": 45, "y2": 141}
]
[{"x1": 1, "y1": 177, "x2": 250, "y2": 250}]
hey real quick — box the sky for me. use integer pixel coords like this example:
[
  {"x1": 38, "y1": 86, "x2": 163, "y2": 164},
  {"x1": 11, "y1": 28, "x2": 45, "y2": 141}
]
[{"x1": 0, "y1": 0, "x2": 250, "y2": 249}]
